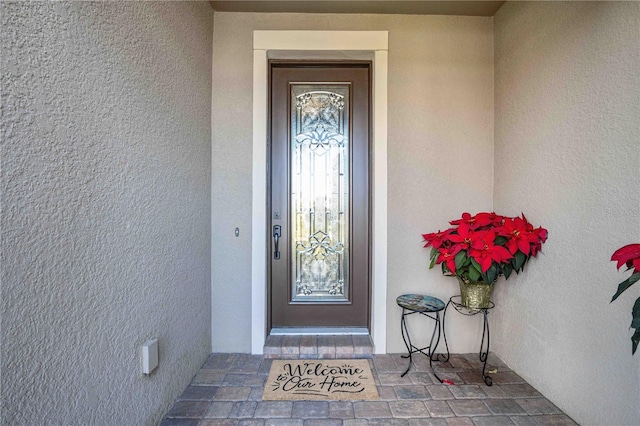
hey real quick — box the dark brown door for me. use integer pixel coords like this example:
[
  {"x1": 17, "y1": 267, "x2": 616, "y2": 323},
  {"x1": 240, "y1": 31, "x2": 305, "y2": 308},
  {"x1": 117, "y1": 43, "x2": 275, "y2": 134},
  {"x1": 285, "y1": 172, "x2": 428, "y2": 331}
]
[{"x1": 270, "y1": 62, "x2": 370, "y2": 329}]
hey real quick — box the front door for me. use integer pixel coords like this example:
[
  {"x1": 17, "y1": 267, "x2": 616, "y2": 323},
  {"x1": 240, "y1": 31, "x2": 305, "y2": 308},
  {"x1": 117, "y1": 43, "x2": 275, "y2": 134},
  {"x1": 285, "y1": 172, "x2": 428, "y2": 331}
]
[{"x1": 270, "y1": 62, "x2": 370, "y2": 330}]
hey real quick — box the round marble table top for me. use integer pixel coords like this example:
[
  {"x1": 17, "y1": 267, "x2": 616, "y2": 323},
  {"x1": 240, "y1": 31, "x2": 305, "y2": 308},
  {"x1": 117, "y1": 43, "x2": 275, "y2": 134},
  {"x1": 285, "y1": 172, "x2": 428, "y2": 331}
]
[{"x1": 396, "y1": 294, "x2": 445, "y2": 312}]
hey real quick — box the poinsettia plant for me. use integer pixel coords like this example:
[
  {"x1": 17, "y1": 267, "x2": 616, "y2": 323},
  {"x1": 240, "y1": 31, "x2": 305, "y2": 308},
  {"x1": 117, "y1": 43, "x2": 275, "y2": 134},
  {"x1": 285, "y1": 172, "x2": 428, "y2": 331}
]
[
  {"x1": 610, "y1": 244, "x2": 640, "y2": 355},
  {"x1": 422, "y1": 212, "x2": 548, "y2": 285}
]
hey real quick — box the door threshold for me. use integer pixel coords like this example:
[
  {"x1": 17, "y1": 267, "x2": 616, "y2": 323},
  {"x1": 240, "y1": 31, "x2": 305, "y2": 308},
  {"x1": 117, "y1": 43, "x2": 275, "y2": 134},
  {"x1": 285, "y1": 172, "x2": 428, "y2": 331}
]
[
  {"x1": 264, "y1": 332, "x2": 373, "y2": 358},
  {"x1": 270, "y1": 327, "x2": 369, "y2": 336}
]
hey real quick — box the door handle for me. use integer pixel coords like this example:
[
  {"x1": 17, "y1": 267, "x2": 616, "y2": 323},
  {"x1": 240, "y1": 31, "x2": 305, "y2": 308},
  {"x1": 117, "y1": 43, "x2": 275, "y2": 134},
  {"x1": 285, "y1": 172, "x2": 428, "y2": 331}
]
[{"x1": 273, "y1": 225, "x2": 281, "y2": 260}]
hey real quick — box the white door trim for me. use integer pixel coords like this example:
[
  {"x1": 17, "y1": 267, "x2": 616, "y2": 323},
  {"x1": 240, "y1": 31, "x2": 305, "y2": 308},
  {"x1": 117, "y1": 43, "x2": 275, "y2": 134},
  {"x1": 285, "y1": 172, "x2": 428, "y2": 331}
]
[{"x1": 251, "y1": 31, "x2": 388, "y2": 354}]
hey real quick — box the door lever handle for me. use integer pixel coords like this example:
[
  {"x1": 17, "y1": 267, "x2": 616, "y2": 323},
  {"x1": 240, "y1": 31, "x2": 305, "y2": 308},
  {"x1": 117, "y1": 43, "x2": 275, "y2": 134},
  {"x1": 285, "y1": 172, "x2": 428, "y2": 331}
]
[{"x1": 273, "y1": 225, "x2": 281, "y2": 260}]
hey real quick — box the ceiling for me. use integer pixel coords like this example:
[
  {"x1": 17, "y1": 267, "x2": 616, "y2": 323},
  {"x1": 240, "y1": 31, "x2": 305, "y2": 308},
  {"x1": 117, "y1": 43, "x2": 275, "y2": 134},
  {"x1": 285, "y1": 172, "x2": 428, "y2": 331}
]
[{"x1": 208, "y1": 1, "x2": 506, "y2": 17}]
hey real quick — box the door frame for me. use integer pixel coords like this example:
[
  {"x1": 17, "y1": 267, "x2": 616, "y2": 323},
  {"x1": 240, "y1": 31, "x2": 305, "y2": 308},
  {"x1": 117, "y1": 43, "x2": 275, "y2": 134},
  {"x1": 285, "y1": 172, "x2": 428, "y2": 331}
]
[{"x1": 251, "y1": 31, "x2": 388, "y2": 354}]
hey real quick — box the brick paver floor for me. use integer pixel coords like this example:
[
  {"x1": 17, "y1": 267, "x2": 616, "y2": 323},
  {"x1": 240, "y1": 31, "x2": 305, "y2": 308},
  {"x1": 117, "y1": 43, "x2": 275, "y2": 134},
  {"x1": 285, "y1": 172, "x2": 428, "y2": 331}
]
[{"x1": 160, "y1": 353, "x2": 578, "y2": 425}]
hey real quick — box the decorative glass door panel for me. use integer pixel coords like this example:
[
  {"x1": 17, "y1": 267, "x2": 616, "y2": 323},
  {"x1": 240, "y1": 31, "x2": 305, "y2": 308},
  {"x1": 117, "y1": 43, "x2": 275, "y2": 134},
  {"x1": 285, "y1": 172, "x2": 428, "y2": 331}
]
[{"x1": 291, "y1": 85, "x2": 350, "y2": 303}]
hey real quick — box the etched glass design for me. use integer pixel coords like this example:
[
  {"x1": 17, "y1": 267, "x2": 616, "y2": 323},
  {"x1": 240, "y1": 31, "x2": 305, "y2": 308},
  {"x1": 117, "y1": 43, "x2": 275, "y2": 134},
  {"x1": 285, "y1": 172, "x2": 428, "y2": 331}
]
[{"x1": 291, "y1": 85, "x2": 350, "y2": 302}]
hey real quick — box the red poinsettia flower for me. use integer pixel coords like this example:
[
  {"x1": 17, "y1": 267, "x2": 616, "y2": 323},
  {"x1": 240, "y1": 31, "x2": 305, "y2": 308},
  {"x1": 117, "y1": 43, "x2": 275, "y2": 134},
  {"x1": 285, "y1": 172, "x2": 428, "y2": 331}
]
[
  {"x1": 474, "y1": 212, "x2": 502, "y2": 227},
  {"x1": 533, "y1": 226, "x2": 548, "y2": 243},
  {"x1": 437, "y1": 245, "x2": 463, "y2": 274},
  {"x1": 487, "y1": 212, "x2": 505, "y2": 226},
  {"x1": 610, "y1": 243, "x2": 640, "y2": 355},
  {"x1": 530, "y1": 227, "x2": 549, "y2": 256},
  {"x1": 449, "y1": 213, "x2": 482, "y2": 229},
  {"x1": 450, "y1": 212, "x2": 504, "y2": 229},
  {"x1": 422, "y1": 229, "x2": 454, "y2": 249},
  {"x1": 469, "y1": 231, "x2": 513, "y2": 273},
  {"x1": 611, "y1": 244, "x2": 640, "y2": 273},
  {"x1": 499, "y1": 216, "x2": 540, "y2": 256},
  {"x1": 450, "y1": 212, "x2": 473, "y2": 226},
  {"x1": 423, "y1": 212, "x2": 547, "y2": 284},
  {"x1": 448, "y1": 222, "x2": 476, "y2": 250}
]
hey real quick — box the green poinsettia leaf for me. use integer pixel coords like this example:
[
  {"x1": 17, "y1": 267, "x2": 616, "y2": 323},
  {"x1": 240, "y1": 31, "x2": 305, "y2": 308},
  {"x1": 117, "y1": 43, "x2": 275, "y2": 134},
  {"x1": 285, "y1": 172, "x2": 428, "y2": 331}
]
[
  {"x1": 494, "y1": 236, "x2": 508, "y2": 245},
  {"x1": 470, "y1": 257, "x2": 482, "y2": 272},
  {"x1": 502, "y1": 264, "x2": 513, "y2": 280},
  {"x1": 455, "y1": 251, "x2": 467, "y2": 269},
  {"x1": 468, "y1": 263, "x2": 481, "y2": 282},
  {"x1": 514, "y1": 251, "x2": 527, "y2": 271},
  {"x1": 486, "y1": 264, "x2": 498, "y2": 284},
  {"x1": 611, "y1": 273, "x2": 640, "y2": 302},
  {"x1": 430, "y1": 247, "x2": 438, "y2": 260},
  {"x1": 631, "y1": 297, "x2": 640, "y2": 329},
  {"x1": 509, "y1": 257, "x2": 518, "y2": 271},
  {"x1": 632, "y1": 328, "x2": 640, "y2": 355}
]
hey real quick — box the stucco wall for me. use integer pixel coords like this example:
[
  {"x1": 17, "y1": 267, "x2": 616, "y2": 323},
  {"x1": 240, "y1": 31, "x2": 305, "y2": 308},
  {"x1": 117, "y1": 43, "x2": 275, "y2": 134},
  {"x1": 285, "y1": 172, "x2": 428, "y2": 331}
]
[
  {"x1": 211, "y1": 13, "x2": 494, "y2": 353},
  {"x1": 1, "y1": 2, "x2": 212, "y2": 425},
  {"x1": 493, "y1": 2, "x2": 640, "y2": 425}
]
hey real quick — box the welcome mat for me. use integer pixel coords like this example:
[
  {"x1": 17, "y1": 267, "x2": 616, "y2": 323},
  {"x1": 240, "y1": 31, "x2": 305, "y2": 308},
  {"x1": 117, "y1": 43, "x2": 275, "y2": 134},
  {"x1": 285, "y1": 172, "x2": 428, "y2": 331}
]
[{"x1": 263, "y1": 359, "x2": 380, "y2": 401}]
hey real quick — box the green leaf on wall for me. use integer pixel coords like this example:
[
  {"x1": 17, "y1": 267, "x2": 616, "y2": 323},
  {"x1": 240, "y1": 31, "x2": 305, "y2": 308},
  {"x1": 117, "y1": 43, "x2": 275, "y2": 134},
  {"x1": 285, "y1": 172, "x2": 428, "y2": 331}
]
[
  {"x1": 611, "y1": 273, "x2": 640, "y2": 302},
  {"x1": 631, "y1": 297, "x2": 640, "y2": 329}
]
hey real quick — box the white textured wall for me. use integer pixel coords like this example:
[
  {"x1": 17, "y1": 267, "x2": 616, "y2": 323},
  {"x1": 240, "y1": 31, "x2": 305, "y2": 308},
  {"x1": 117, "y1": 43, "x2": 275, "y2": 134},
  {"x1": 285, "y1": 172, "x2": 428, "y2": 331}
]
[
  {"x1": 1, "y1": 2, "x2": 212, "y2": 425},
  {"x1": 493, "y1": 2, "x2": 640, "y2": 425},
  {"x1": 211, "y1": 13, "x2": 494, "y2": 353}
]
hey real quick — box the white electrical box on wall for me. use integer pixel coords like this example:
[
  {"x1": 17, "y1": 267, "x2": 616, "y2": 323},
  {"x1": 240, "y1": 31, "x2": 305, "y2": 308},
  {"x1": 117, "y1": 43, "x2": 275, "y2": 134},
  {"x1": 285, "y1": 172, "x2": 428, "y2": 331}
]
[{"x1": 142, "y1": 339, "x2": 159, "y2": 375}]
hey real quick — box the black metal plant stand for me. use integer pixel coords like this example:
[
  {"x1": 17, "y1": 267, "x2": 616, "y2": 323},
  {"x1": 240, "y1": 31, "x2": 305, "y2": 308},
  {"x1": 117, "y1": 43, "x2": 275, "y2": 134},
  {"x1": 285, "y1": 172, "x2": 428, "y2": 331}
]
[
  {"x1": 440, "y1": 295, "x2": 496, "y2": 386},
  {"x1": 396, "y1": 294, "x2": 446, "y2": 383}
]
